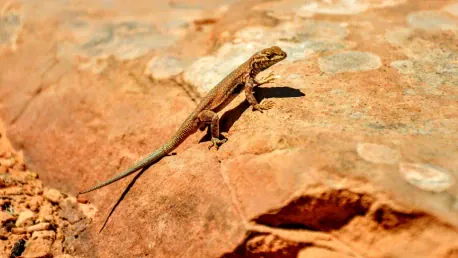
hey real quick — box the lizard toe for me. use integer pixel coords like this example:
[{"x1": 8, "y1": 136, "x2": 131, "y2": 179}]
[{"x1": 208, "y1": 137, "x2": 227, "y2": 150}]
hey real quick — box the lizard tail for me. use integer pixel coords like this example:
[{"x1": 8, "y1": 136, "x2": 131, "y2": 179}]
[
  {"x1": 79, "y1": 146, "x2": 167, "y2": 194},
  {"x1": 79, "y1": 116, "x2": 196, "y2": 195}
]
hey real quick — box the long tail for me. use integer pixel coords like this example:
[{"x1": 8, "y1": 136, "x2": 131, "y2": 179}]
[
  {"x1": 79, "y1": 115, "x2": 196, "y2": 195},
  {"x1": 79, "y1": 146, "x2": 167, "y2": 194}
]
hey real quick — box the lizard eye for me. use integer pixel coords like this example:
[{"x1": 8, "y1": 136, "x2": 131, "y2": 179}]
[{"x1": 265, "y1": 52, "x2": 273, "y2": 59}]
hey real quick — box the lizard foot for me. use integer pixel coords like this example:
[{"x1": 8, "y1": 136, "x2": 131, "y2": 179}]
[
  {"x1": 256, "y1": 71, "x2": 277, "y2": 85},
  {"x1": 208, "y1": 137, "x2": 227, "y2": 150},
  {"x1": 252, "y1": 100, "x2": 275, "y2": 113}
]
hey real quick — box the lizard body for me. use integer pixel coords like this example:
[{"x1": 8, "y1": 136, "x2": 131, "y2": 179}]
[{"x1": 80, "y1": 46, "x2": 287, "y2": 195}]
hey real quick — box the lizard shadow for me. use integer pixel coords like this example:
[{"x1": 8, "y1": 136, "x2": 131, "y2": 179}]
[
  {"x1": 98, "y1": 166, "x2": 148, "y2": 233},
  {"x1": 199, "y1": 86, "x2": 305, "y2": 142}
]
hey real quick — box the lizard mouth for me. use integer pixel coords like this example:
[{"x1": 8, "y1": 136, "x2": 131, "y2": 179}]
[
  {"x1": 275, "y1": 50, "x2": 287, "y2": 60},
  {"x1": 274, "y1": 53, "x2": 287, "y2": 61}
]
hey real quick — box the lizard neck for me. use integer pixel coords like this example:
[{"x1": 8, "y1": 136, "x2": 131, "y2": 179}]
[{"x1": 249, "y1": 57, "x2": 263, "y2": 77}]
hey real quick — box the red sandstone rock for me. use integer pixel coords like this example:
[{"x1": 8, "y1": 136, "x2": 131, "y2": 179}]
[{"x1": 0, "y1": 0, "x2": 458, "y2": 258}]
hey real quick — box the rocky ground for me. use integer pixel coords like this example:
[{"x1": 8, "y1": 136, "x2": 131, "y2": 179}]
[
  {"x1": 0, "y1": 122, "x2": 95, "y2": 257},
  {"x1": 1, "y1": 0, "x2": 458, "y2": 257}
]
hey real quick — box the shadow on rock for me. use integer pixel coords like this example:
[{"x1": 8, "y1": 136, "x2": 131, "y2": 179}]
[{"x1": 199, "y1": 86, "x2": 305, "y2": 143}]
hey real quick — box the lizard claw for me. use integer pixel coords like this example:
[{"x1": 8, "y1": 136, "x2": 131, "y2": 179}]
[
  {"x1": 208, "y1": 137, "x2": 227, "y2": 150},
  {"x1": 252, "y1": 100, "x2": 275, "y2": 112},
  {"x1": 256, "y1": 71, "x2": 277, "y2": 85}
]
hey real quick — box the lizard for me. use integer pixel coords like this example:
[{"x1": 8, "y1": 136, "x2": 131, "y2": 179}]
[{"x1": 79, "y1": 46, "x2": 287, "y2": 195}]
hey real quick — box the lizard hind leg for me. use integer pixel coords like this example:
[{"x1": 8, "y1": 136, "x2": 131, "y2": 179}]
[{"x1": 198, "y1": 110, "x2": 227, "y2": 150}]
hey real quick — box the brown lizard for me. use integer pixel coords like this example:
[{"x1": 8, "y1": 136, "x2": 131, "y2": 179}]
[{"x1": 79, "y1": 46, "x2": 287, "y2": 195}]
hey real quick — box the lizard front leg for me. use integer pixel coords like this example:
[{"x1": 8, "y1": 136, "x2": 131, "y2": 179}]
[
  {"x1": 255, "y1": 71, "x2": 276, "y2": 85},
  {"x1": 198, "y1": 110, "x2": 227, "y2": 150},
  {"x1": 245, "y1": 77, "x2": 275, "y2": 112}
]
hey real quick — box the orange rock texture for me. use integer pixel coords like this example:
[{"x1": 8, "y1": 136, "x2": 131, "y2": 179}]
[{"x1": 1, "y1": 0, "x2": 458, "y2": 257}]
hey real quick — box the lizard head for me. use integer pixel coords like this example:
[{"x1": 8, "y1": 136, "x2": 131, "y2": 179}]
[{"x1": 251, "y1": 46, "x2": 287, "y2": 73}]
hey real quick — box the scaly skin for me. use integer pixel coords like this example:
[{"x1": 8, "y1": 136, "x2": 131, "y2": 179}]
[{"x1": 79, "y1": 46, "x2": 287, "y2": 194}]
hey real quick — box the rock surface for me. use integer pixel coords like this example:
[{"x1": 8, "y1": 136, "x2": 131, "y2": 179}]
[
  {"x1": 0, "y1": 123, "x2": 93, "y2": 257},
  {"x1": 0, "y1": 0, "x2": 458, "y2": 257}
]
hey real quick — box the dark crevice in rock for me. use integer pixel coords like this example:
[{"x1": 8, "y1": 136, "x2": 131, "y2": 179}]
[
  {"x1": 267, "y1": 223, "x2": 317, "y2": 231},
  {"x1": 221, "y1": 232, "x2": 307, "y2": 258},
  {"x1": 9, "y1": 86, "x2": 41, "y2": 125},
  {"x1": 10, "y1": 58, "x2": 61, "y2": 125},
  {"x1": 173, "y1": 77, "x2": 201, "y2": 104},
  {"x1": 223, "y1": 190, "x2": 431, "y2": 258},
  {"x1": 371, "y1": 204, "x2": 425, "y2": 230},
  {"x1": 253, "y1": 190, "x2": 374, "y2": 231}
]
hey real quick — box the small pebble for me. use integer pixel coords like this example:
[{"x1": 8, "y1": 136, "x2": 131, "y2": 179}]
[
  {"x1": 28, "y1": 196, "x2": 43, "y2": 212},
  {"x1": 77, "y1": 195, "x2": 88, "y2": 204},
  {"x1": 0, "y1": 229, "x2": 8, "y2": 239},
  {"x1": 23, "y1": 184, "x2": 41, "y2": 196},
  {"x1": 37, "y1": 203, "x2": 53, "y2": 223},
  {"x1": 22, "y1": 238, "x2": 52, "y2": 258},
  {"x1": 29, "y1": 180, "x2": 43, "y2": 195},
  {"x1": 72, "y1": 218, "x2": 88, "y2": 235},
  {"x1": 1, "y1": 186, "x2": 23, "y2": 195},
  {"x1": 13, "y1": 163, "x2": 26, "y2": 171},
  {"x1": 15, "y1": 210, "x2": 36, "y2": 227},
  {"x1": 0, "y1": 211, "x2": 15, "y2": 226},
  {"x1": 0, "y1": 173, "x2": 14, "y2": 187},
  {"x1": 59, "y1": 198, "x2": 82, "y2": 224},
  {"x1": 0, "y1": 165, "x2": 7, "y2": 173},
  {"x1": 1, "y1": 152, "x2": 12, "y2": 158},
  {"x1": 31, "y1": 230, "x2": 55, "y2": 240},
  {"x1": 43, "y1": 188, "x2": 62, "y2": 203},
  {"x1": 0, "y1": 157, "x2": 16, "y2": 168},
  {"x1": 78, "y1": 203, "x2": 97, "y2": 220},
  {"x1": 10, "y1": 169, "x2": 28, "y2": 183},
  {"x1": 12, "y1": 227, "x2": 26, "y2": 234},
  {"x1": 27, "y1": 172, "x2": 38, "y2": 179},
  {"x1": 27, "y1": 222, "x2": 51, "y2": 232}
]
